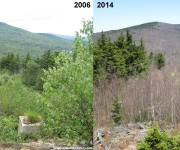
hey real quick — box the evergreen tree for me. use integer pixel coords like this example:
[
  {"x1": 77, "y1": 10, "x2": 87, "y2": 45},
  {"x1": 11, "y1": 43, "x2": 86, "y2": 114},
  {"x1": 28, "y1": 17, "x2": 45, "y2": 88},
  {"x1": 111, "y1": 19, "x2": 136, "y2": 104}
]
[
  {"x1": 22, "y1": 61, "x2": 41, "y2": 87},
  {"x1": 154, "y1": 53, "x2": 165, "y2": 69},
  {"x1": 126, "y1": 30, "x2": 133, "y2": 46},
  {"x1": 94, "y1": 31, "x2": 109, "y2": 81},
  {"x1": 38, "y1": 50, "x2": 54, "y2": 69},
  {"x1": 94, "y1": 31, "x2": 150, "y2": 81},
  {"x1": 23, "y1": 53, "x2": 31, "y2": 68},
  {"x1": 115, "y1": 32, "x2": 125, "y2": 49},
  {"x1": 0, "y1": 53, "x2": 20, "y2": 73},
  {"x1": 111, "y1": 97, "x2": 122, "y2": 125}
]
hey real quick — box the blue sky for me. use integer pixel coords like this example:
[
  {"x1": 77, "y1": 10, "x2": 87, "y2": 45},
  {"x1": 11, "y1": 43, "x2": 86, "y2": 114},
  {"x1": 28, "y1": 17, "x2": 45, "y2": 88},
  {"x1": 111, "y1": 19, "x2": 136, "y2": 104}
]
[{"x1": 94, "y1": 0, "x2": 180, "y2": 32}]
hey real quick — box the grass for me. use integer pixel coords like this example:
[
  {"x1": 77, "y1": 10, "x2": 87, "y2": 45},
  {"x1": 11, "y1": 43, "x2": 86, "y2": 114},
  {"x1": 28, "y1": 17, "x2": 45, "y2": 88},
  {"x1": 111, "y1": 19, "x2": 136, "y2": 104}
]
[
  {"x1": 25, "y1": 111, "x2": 41, "y2": 123},
  {"x1": 0, "y1": 72, "x2": 44, "y2": 142}
]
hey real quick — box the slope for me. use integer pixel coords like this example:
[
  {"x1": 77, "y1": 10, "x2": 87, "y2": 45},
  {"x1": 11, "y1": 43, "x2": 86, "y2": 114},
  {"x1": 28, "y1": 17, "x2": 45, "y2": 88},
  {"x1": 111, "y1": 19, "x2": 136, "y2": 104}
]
[{"x1": 0, "y1": 22, "x2": 73, "y2": 58}]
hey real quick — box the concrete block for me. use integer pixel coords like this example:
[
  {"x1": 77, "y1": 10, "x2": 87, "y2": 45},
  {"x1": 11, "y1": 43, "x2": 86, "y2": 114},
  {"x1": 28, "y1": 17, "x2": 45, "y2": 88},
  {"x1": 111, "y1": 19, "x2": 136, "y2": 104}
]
[{"x1": 18, "y1": 116, "x2": 42, "y2": 134}]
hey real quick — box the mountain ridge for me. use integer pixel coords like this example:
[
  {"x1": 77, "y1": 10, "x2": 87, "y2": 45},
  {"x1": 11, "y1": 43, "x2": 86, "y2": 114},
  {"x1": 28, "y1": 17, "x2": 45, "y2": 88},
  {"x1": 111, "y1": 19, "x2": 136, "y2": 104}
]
[
  {"x1": 0, "y1": 22, "x2": 73, "y2": 58},
  {"x1": 94, "y1": 21, "x2": 180, "y2": 64},
  {"x1": 48, "y1": 33, "x2": 76, "y2": 40}
]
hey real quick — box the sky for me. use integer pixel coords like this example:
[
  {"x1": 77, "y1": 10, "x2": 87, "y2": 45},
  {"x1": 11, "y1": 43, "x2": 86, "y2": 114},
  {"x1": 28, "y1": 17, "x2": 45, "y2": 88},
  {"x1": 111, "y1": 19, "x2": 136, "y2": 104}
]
[
  {"x1": 94, "y1": 0, "x2": 180, "y2": 33},
  {"x1": 0, "y1": 0, "x2": 93, "y2": 36}
]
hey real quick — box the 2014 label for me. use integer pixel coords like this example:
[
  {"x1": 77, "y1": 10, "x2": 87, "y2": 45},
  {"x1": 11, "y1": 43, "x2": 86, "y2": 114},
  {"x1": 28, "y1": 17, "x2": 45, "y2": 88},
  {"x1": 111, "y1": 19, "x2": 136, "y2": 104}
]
[
  {"x1": 97, "y1": 2, "x2": 113, "y2": 8},
  {"x1": 74, "y1": 2, "x2": 91, "y2": 8}
]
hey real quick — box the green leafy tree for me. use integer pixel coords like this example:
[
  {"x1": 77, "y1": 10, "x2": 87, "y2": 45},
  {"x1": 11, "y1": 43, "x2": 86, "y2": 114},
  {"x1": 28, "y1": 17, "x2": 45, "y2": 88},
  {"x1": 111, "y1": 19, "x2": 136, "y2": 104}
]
[{"x1": 42, "y1": 20, "x2": 93, "y2": 144}]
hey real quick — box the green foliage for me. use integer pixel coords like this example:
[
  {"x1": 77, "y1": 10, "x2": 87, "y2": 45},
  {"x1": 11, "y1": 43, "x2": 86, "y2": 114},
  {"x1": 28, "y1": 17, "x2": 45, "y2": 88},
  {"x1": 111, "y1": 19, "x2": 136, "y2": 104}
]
[
  {"x1": 23, "y1": 53, "x2": 31, "y2": 68},
  {"x1": 37, "y1": 50, "x2": 56, "y2": 69},
  {"x1": 21, "y1": 50, "x2": 59, "y2": 91},
  {"x1": 0, "y1": 73, "x2": 43, "y2": 141},
  {"x1": 25, "y1": 111, "x2": 41, "y2": 123},
  {"x1": 111, "y1": 97, "x2": 122, "y2": 125},
  {"x1": 0, "y1": 53, "x2": 20, "y2": 73},
  {"x1": 154, "y1": 53, "x2": 165, "y2": 69},
  {"x1": 138, "y1": 124, "x2": 180, "y2": 150},
  {"x1": 17, "y1": 132, "x2": 41, "y2": 142},
  {"x1": 41, "y1": 20, "x2": 93, "y2": 144},
  {"x1": 22, "y1": 61, "x2": 41, "y2": 88},
  {"x1": 94, "y1": 31, "x2": 150, "y2": 81},
  {"x1": 0, "y1": 116, "x2": 18, "y2": 142},
  {"x1": 0, "y1": 73, "x2": 42, "y2": 117}
]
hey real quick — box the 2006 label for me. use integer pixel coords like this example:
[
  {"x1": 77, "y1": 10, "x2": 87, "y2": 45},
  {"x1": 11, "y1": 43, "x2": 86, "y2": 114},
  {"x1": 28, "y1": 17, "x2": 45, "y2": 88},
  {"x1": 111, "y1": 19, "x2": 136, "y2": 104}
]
[{"x1": 74, "y1": 2, "x2": 91, "y2": 8}]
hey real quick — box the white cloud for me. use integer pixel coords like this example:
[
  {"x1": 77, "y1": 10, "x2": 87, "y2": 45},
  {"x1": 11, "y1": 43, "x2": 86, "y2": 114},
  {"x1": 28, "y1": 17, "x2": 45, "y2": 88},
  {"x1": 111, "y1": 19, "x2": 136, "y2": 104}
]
[{"x1": 0, "y1": 0, "x2": 93, "y2": 35}]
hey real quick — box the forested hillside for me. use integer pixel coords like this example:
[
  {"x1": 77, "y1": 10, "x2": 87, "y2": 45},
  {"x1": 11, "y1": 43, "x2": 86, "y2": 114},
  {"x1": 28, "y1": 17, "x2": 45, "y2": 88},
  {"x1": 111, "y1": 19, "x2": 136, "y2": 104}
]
[{"x1": 0, "y1": 22, "x2": 73, "y2": 58}]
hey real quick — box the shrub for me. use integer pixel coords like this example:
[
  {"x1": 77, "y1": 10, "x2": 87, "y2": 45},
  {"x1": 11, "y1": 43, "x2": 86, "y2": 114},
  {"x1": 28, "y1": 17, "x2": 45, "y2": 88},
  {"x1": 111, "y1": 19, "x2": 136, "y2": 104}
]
[
  {"x1": 0, "y1": 74, "x2": 42, "y2": 117},
  {"x1": 138, "y1": 124, "x2": 180, "y2": 150},
  {"x1": 0, "y1": 116, "x2": 18, "y2": 141}
]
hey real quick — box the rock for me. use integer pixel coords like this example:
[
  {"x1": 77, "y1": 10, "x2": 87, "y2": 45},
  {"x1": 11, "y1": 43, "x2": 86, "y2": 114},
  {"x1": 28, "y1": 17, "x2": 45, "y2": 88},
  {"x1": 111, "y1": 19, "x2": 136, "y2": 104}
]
[
  {"x1": 128, "y1": 123, "x2": 146, "y2": 130},
  {"x1": 94, "y1": 123, "x2": 150, "y2": 150},
  {"x1": 112, "y1": 126, "x2": 129, "y2": 135},
  {"x1": 124, "y1": 145, "x2": 137, "y2": 150},
  {"x1": 136, "y1": 123, "x2": 146, "y2": 130},
  {"x1": 95, "y1": 128, "x2": 109, "y2": 137}
]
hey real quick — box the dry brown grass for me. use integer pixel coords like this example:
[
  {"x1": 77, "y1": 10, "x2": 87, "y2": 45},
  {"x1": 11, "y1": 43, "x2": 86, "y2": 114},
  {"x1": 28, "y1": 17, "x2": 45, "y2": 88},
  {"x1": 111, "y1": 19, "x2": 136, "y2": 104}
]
[{"x1": 94, "y1": 65, "x2": 180, "y2": 129}]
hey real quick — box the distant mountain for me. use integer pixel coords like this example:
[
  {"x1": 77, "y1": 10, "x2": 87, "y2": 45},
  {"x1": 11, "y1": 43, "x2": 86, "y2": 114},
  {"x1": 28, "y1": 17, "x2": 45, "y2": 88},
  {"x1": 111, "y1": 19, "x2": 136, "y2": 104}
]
[
  {"x1": 0, "y1": 22, "x2": 73, "y2": 58},
  {"x1": 94, "y1": 22, "x2": 180, "y2": 64},
  {"x1": 48, "y1": 34, "x2": 76, "y2": 40}
]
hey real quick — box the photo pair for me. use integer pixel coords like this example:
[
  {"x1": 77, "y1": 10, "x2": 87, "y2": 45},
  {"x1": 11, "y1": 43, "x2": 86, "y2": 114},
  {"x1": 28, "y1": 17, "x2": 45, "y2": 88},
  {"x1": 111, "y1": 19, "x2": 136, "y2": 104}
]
[{"x1": 0, "y1": 0, "x2": 180, "y2": 149}]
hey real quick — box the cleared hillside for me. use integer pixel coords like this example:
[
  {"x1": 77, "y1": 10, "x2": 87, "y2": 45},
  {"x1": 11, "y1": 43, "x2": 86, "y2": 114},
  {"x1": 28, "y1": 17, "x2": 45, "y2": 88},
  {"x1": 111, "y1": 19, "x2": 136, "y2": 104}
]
[
  {"x1": 94, "y1": 22, "x2": 180, "y2": 64},
  {"x1": 0, "y1": 22, "x2": 73, "y2": 58}
]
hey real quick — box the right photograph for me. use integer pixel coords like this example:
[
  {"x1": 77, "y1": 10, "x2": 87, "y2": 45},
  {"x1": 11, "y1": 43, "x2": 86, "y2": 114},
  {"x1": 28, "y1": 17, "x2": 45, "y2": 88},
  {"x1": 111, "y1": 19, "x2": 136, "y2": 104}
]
[{"x1": 93, "y1": 0, "x2": 180, "y2": 149}]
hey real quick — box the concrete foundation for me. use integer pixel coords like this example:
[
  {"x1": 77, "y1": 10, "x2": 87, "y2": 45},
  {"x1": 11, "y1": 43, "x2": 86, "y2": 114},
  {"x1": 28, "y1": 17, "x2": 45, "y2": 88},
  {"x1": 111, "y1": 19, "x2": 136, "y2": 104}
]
[{"x1": 18, "y1": 116, "x2": 42, "y2": 134}]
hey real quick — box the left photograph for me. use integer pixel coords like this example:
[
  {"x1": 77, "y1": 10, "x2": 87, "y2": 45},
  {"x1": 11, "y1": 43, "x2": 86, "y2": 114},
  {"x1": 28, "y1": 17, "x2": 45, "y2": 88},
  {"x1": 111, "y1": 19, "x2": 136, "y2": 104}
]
[{"x1": 0, "y1": 0, "x2": 93, "y2": 149}]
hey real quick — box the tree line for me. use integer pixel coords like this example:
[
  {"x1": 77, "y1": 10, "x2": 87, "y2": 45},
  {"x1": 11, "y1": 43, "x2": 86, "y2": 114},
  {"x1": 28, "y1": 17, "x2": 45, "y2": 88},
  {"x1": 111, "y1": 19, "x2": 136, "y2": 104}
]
[
  {"x1": 0, "y1": 50, "x2": 59, "y2": 90},
  {"x1": 94, "y1": 31, "x2": 165, "y2": 82}
]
